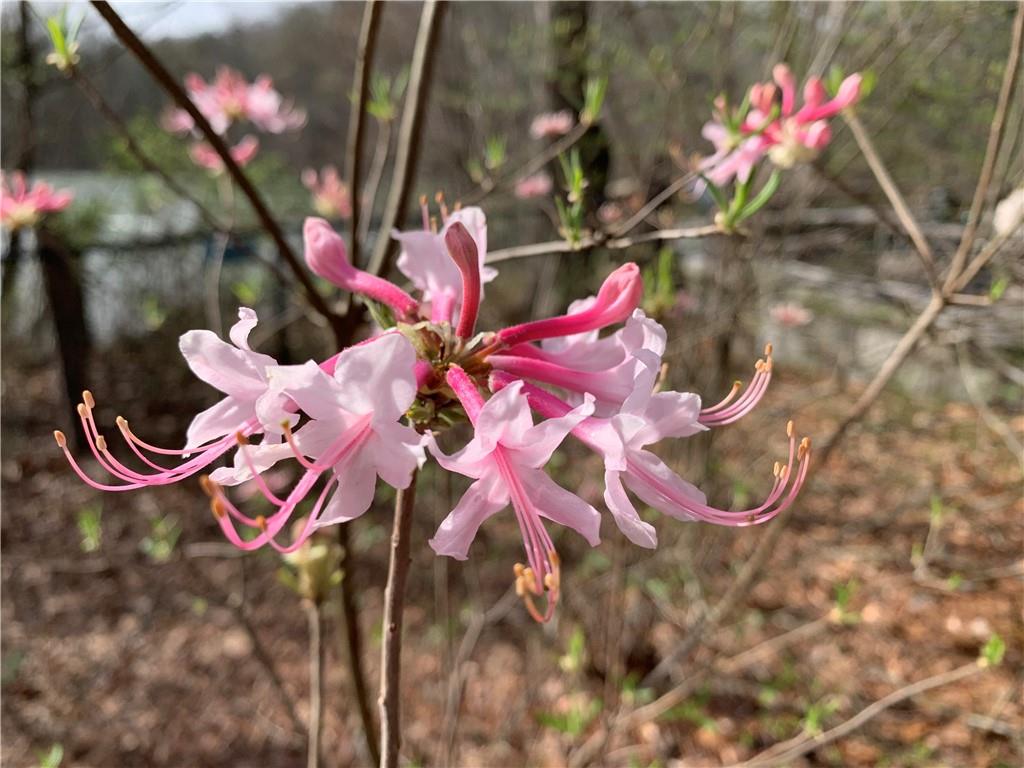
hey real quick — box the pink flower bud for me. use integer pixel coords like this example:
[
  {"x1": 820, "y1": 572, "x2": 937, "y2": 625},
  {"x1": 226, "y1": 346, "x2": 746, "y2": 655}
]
[
  {"x1": 497, "y1": 263, "x2": 643, "y2": 347},
  {"x1": 303, "y1": 218, "x2": 418, "y2": 318},
  {"x1": 445, "y1": 222, "x2": 482, "y2": 339}
]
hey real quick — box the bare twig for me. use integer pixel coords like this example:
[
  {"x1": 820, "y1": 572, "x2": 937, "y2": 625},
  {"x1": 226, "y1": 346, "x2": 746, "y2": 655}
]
[
  {"x1": 336, "y1": 524, "x2": 380, "y2": 766},
  {"x1": 842, "y1": 110, "x2": 940, "y2": 290},
  {"x1": 345, "y1": 0, "x2": 383, "y2": 266},
  {"x1": 306, "y1": 601, "x2": 326, "y2": 768},
  {"x1": 378, "y1": 471, "x2": 418, "y2": 768},
  {"x1": 944, "y1": 0, "x2": 1024, "y2": 290},
  {"x1": 741, "y1": 662, "x2": 985, "y2": 766},
  {"x1": 485, "y1": 223, "x2": 720, "y2": 264},
  {"x1": 359, "y1": 120, "x2": 393, "y2": 246},
  {"x1": 610, "y1": 172, "x2": 697, "y2": 237},
  {"x1": 70, "y1": 66, "x2": 227, "y2": 232},
  {"x1": 367, "y1": 0, "x2": 445, "y2": 278},
  {"x1": 89, "y1": 0, "x2": 344, "y2": 342}
]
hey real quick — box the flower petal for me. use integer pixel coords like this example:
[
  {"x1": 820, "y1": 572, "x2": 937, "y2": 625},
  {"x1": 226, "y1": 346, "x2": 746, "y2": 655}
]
[
  {"x1": 511, "y1": 393, "x2": 595, "y2": 467},
  {"x1": 209, "y1": 441, "x2": 294, "y2": 486},
  {"x1": 603, "y1": 468, "x2": 658, "y2": 548},
  {"x1": 179, "y1": 329, "x2": 274, "y2": 399},
  {"x1": 228, "y1": 307, "x2": 259, "y2": 350},
  {"x1": 525, "y1": 469, "x2": 601, "y2": 546},
  {"x1": 331, "y1": 333, "x2": 418, "y2": 423},
  {"x1": 623, "y1": 449, "x2": 707, "y2": 521},
  {"x1": 314, "y1": 451, "x2": 377, "y2": 528},
  {"x1": 429, "y1": 471, "x2": 507, "y2": 560},
  {"x1": 185, "y1": 395, "x2": 250, "y2": 449}
]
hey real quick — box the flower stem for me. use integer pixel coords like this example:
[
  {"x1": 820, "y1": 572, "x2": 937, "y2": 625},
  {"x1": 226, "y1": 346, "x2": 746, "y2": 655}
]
[
  {"x1": 306, "y1": 600, "x2": 325, "y2": 768},
  {"x1": 378, "y1": 470, "x2": 418, "y2": 768}
]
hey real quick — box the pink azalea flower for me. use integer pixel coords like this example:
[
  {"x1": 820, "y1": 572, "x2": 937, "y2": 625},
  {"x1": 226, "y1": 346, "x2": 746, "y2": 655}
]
[
  {"x1": 514, "y1": 172, "x2": 553, "y2": 199},
  {"x1": 432, "y1": 366, "x2": 599, "y2": 622},
  {"x1": 0, "y1": 172, "x2": 73, "y2": 231},
  {"x1": 209, "y1": 333, "x2": 426, "y2": 550},
  {"x1": 530, "y1": 110, "x2": 575, "y2": 140},
  {"x1": 189, "y1": 135, "x2": 260, "y2": 174},
  {"x1": 770, "y1": 302, "x2": 814, "y2": 327},
  {"x1": 302, "y1": 165, "x2": 352, "y2": 220},
  {"x1": 163, "y1": 67, "x2": 305, "y2": 136},
  {"x1": 57, "y1": 199, "x2": 812, "y2": 623},
  {"x1": 394, "y1": 202, "x2": 497, "y2": 324}
]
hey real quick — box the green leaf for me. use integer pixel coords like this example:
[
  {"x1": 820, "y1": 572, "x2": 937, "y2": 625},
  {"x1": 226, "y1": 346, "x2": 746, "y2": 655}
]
[
  {"x1": 735, "y1": 169, "x2": 782, "y2": 224},
  {"x1": 859, "y1": 69, "x2": 877, "y2": 100},
  {"x1": 37, "y1": 744, "x2": 64, "y2": 768},
  {"x1": 699, "y1": 174, "x2": 729, "y2": 214},
  {"x1": 980, "y1": 634, "x2": 1005, "y2": 667},
  {"x1": 363, "y1": 297, "x2": 397, "y2": 330},
  {"x1": 989, "y1": 276, "x2": 1009, "y2": 301}
]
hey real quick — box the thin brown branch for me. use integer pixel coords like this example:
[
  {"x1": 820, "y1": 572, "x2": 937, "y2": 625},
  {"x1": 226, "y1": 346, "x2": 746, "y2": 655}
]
[
  {"x1": 842, "y1": 110, "x2": 940, "y2": 290},
  {"x1": 70, "y1": 67, "x2": 227, "y2": 232},
  {"x1": 359, "y1": 120, "x2": 393, "y2": 247},
  {"x1": 345, "y1": 0, "x2": 383, "y2": 267},
  {"x1": 306, "y1": 601, "x2": 325, "y2": 768},
  {"x1": 367, "y1": 0, "x2": 445, "y2": 278},
  {"x1": 485, "y1": 223, "x2": 721, "y2": 264},
  {"x1": 89, "y1": 1, "x2": 344, "y2": 342},
  {"x1": 610, "y1": 172, "x2": 697, "y2": 237},
  {"x1": 742, "y1": 662, "x2": 984, "y2": 767},
  {"x1": 378, "y1": 471, "x2": 418, "y2": 768},
  {"x1": 336, "y1": 524, "x2": 380, "y2": 766},
  {"x1": 944, "y1": 0, "x2": 1024, "y2": 290},
  {"x1": 953, "y1": 223, "x2": 1023, "y2": 292}
]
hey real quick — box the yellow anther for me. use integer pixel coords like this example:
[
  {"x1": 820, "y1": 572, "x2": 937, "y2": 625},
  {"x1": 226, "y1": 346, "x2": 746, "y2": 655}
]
[
  {"x1": 786, "y1": 420, "x2": 794, "y2": 438},
  {"x1": 798, "y1": 437, "x2": 811, "y2": 459},
  {"x1": 82, "y1": 390, "x2": 95, "y2": 409},
  {"x1": 513, "y1": 563, "x2": 525, "y2": 577},
  {"x1": 53, "y1": 430, "x2": 67, "y2": 448},
  {"x1": 255, "y1": 515, "x2": 268, "y2": 532},
  {"x1": 755, "y1": 359, "x2": 765, "y2": 373},
  {"x1": 210, "y1": 498, "x2": 226, "y2": 519},
  {"x1": 95, "y1": 435, "x2": 108, "y2": 452},
  {"x1": 77, "y1": 403, "x2": 89, "y2": 419},
  {"x1": 773, "y1": 461, "x2": 781, "y2": 477},
  {"x1": 115, "y1": 416, "x2": 128, "y2": 430},
  {"x1": 764, "y1": 342, "x2": 773, "y2": 357},
  {"x1": 779, "y1": 465, "x2": 789, "y2": 481},
  {"x1": 548, "y1": 550, "x2": 560, "y2": 568},
  {"x1": 235, "y1": 431, "x2": 248, "y2": 446},
  {"x1": 543, "y1": 572, "x2": 559, "y2": 591},
  {"x1": 199, "y1": 474, "x2": 214, "y2": 496},
  {"x1": 419, "y1": 194, "x2": 428, "y2": 206}
]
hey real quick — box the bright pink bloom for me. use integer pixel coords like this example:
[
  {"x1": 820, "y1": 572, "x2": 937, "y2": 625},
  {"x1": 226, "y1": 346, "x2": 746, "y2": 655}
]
[
  {"x1": 302, "y1": 165, "x2": 352, "y2": 220},
  {"x1": 164, "y1": 67, "x2": 306, "y2": 136},
  {"x1": 770, "y1": 302, "x2": 813, "y2": 327},
  {"x1": 394, "y1": 205, "x2": 496, "y2": 324},
  {"x1": 445, "y1": 223, "x2": 482, "y2": 339},
  {"x1": 431, "y1": 366, "x2": 599, "y2": 622},
  {"x1": 209, "y1": 333, "x2": 426, "y2": 551},
  {"x1": 304, "y1": 217, "x2": 419, "y2": 318},
  {"x1": 530, "y1": 110, "x2": 575, "y2": 140},
  {"x1": 497, "y1": 263, "x2": 643, "y2": 347},
  {"x1": 514, "y1": 172, "x2": 553, "y2": 199},
  {"x1": 189, "y1": 135, "x2": 260, "y2": 174},
  {"x1": 1, "y1": 172, "x2": 73, "y2": 230}
]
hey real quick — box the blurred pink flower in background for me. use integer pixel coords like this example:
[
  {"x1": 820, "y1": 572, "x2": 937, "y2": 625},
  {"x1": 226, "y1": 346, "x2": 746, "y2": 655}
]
[
  {"x1": 302, "y1": 165, "x2": 352, "y2": 219},
  {"x1": 514, "y1": 172, "x2": 553, "y2": 199},
  {"x1": 163, "y1": 67, "x2": 306, "y2": 136},
  {"x1": 598, "y1": 201, "x2": 624, "y2": 225},
  {"x1": 530, "y1": 109, "x2": 574, "y2": 139},
  {"x1": 189, "y1": 135, "x2": 260, "y2": 174},
  {"x1": 770, "y1": 302, "x2": 814, "y2": 327},
  {"x1": 0, "y1": 172, "x2": 73, "y2": 231}
]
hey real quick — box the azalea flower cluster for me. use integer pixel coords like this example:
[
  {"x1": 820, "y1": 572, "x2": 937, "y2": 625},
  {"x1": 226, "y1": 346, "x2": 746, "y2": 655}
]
[
  {"x1": 302, "y1": 165, "x2": 352, "y2": 220},
  {"x1": 56, "y1": 204, "x2": 810, "y2": 622},
  {"x1": 700, "y1": 64, "x2": 863, "y2": 188},
  {"x1": 163, "y1": 66, "x2": 306, "y2": 174},
  {"x1": 0, "y1": 172, "x2": 74, "y2": 231}
]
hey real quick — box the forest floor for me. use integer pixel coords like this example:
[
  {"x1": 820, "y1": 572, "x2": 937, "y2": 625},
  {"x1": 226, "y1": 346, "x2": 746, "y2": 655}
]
[{"x1": 3, "y1": 348, "x2": 1021, "y2": 768}]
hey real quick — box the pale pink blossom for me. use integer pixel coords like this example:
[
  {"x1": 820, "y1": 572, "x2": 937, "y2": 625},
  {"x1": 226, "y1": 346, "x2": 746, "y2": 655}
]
[
  {"x1": 208, "y1": 333, "x2": 425, "y2": 550},
  {"x1": 0, "y1": 172, "x2": 73, "y2": 231},
  {"x1": 514, "y1": 172, "x2": 553, "y2": 199},
  {"x1": 163, "y1": 67, "x2": 305, "y2": 136},
  {"x1": 394, "y1": 203, "x2": 497, "y2": 324},
  {"x1": 189, "y1": 135, "x2": 260, "y2": 174},
  {"x1": 432, "y1": 366, "x2": 599, "y2": 622},
  {"x1": 770, "y1": 302, "x2": 814, "y2": 327},
  {"x1": 302, "y1": 165, "x2": 352, "y2": 219}
]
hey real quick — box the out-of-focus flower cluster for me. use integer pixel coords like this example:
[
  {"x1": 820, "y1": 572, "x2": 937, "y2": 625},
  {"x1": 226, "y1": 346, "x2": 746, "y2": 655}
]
[
  {"x1": 0, "y1": 172, "x2": 74, "y2": 232},
  {"x1": 697, "y1": 64, "x2": 863, "y2": 230},
  {"x1": 163, "y1": 66, "x2": 306, "y2": 175},
  {"x1": 58, "y1": 199, "x2": 811, "y2": 622}
]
